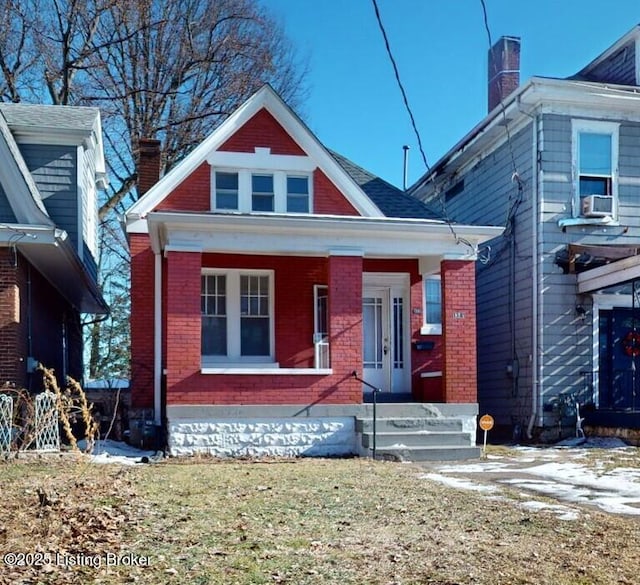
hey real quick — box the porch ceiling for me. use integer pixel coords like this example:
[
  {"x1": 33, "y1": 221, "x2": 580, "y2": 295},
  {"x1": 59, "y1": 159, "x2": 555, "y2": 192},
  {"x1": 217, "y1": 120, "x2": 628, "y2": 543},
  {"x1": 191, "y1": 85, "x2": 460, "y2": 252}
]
[{"x1": 145, "y1": 211, "x2": 503, "y2": 261}]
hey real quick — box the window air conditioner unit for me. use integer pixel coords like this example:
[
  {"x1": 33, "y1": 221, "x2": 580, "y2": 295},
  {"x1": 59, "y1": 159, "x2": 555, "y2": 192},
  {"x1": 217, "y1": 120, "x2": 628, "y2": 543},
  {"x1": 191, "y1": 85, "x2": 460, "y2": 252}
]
[{"x1": 581, "y1": 195, "x2": 613, "y2": 218}]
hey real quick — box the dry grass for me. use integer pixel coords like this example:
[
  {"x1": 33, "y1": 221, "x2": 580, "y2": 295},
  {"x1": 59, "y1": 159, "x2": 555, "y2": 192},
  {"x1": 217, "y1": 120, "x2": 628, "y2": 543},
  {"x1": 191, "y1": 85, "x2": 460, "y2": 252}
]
[{"x1": 1, "y1": 457, "x2": 639, "y2": 584}]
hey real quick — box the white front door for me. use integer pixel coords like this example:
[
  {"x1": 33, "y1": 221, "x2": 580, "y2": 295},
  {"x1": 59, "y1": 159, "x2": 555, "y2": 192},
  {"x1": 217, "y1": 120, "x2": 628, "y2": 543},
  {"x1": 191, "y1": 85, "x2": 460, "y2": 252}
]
[{"x1": 362, "y1": 283, "x2": 409, "y2": 393}]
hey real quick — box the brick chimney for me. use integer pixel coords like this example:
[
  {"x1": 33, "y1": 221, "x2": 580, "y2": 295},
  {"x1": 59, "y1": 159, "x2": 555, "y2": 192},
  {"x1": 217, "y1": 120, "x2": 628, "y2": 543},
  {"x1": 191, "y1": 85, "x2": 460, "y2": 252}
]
[
  {"x1": 137, "y1": 138, "x2": 162, "y2": 196},
  {"x1": 488, "y1": 36, "x2": 520, "y2": 112}
]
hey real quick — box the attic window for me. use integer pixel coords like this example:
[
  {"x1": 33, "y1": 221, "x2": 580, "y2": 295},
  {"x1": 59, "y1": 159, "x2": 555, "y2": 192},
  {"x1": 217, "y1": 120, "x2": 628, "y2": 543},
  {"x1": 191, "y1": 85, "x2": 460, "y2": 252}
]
[
  {"x1": 215, "y1": 172, "x2": 239, "y2": 210},
  {"x1": 212, "y1": 169, "x2": 313, "y2": 214},
  {"x1": 252, "y1": 174, "x2": 274, "y2": 212}
]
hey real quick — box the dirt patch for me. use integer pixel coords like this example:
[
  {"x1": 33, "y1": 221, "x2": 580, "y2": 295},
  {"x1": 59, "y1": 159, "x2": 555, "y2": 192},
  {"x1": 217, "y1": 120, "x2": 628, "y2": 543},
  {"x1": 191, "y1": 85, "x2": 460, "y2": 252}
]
[{"x1": 1, "y1": 456, "x2": 639, "y2": 584}]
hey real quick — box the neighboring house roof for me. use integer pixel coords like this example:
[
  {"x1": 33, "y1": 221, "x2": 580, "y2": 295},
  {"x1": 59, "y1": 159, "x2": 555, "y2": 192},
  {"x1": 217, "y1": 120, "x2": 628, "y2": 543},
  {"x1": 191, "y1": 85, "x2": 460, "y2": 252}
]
[
  {"x1": 410, "y1": 75, "x2": 640, "y2": 195},
  {"x1": 572, "y1": 23, "x2": 640, "y2": 81},
  {"x1": 329, "y1": 150, "x2": 442, "y2": 220},
  {"x1": 0, "y1": 103, "x2": 108, "y2": 189},
  {"x1": 127, "y1": 84, "x2": 384, "y2": 219},
  {"x1": 410, "y1": 25, "x2": 640, "y2": 195}
]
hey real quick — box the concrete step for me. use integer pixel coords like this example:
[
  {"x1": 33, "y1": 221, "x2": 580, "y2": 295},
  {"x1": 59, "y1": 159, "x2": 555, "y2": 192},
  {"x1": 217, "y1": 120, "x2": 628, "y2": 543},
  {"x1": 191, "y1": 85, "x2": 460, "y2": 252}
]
[
  {"x1": 361, "y1": 431, "x2": 472, "y2": 449},
  {"x1": 371, "y1": 446, "x2": 482, "y2": 462},
  {"x1": 358, "y1": 402, "x2": 477, "y2": 418},
  {"x1": 356, "y1": 417, "x2": 463, "y2": 433}
]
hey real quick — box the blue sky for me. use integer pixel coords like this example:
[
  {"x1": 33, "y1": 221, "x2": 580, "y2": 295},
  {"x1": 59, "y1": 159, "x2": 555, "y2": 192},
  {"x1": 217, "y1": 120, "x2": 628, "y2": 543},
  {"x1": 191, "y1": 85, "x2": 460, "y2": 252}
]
[{"x1": 268, "y1": 0, "x2": 640, "y2": 188}]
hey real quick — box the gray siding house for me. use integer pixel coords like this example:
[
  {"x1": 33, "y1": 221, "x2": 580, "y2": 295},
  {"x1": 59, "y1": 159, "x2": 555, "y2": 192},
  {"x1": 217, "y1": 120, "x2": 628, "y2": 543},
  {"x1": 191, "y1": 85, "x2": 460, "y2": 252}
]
[
  {"x1": 410, "y1": 26, "x2": 640, "y2": 441},
  {"x1": 0, "y1": 104, "x2": 108, "y2": 390}
]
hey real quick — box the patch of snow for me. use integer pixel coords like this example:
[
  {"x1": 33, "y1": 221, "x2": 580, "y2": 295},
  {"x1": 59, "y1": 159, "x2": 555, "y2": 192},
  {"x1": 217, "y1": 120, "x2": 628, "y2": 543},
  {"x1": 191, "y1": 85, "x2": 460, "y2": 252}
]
[
  {"x1": 520, "y1": 500, "x2": 580, "y2": 521},
  {"x1": 437, "y1": 461, "x2": 511, "y2": 474},
  {"x1": 77, "y1": 439, "x2": 157, "y2": 466},
  {"x1": 421, "y1": 473, "x2": 496, "y2": 492}
]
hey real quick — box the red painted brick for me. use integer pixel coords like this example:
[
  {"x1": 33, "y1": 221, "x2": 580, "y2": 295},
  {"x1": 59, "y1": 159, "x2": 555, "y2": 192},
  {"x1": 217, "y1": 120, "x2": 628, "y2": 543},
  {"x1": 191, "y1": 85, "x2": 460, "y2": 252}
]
[
  {"x1": 441, "y1": 260, "x2": 477, "y2": 403},
  {"x1": 219, "y1": 109, "x2": 305, "y2": 155}
]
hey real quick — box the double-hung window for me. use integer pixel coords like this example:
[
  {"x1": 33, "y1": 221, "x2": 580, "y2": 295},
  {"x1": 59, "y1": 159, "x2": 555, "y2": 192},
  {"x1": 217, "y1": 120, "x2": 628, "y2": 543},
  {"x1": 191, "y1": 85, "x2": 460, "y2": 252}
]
[
  {"x1": 287, "y1": 176, "x2": 310, "y2": 213},
  {"x1": 251, "y1": 174, "x2": 275, "y2": 212},
  {"x1": 421, "y1": 275, "x2": 442, "y2": 335},
  {"x1": 201, "y1": 269, "x2": 274, "y2": 364},
  {"x1": 572, "y1": 120, "x2": 619, "y2": 219},
  {"x1": 215, "y1": 172, "x2": 239, "y2": 210}
]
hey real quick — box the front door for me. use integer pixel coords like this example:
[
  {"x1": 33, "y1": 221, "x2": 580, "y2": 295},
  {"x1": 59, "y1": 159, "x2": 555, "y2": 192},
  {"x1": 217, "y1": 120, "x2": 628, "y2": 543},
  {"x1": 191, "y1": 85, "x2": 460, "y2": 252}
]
[
  {"x1": 362, "y1": 285, "x2": 408, "y2": 393},
  {"x1": 599, "y1": 308, "x2": 640, "y2": 409}
]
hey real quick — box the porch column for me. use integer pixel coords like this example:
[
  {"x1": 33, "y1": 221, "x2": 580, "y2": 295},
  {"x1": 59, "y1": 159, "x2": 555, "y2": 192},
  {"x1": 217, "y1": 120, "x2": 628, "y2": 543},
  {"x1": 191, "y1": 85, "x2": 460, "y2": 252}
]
[
  {"x1": 165, "y1": 250, "x2": 202, "y2": 397},
  {"x1": 130, "y1": 234, "x2": 155, "y2": 408},
  {"x1": 328, "y1": 254, "x2": 362, "y2": 402},
  {"x1": 441, "y1": 259, "x2": 477, "y2": 403}
]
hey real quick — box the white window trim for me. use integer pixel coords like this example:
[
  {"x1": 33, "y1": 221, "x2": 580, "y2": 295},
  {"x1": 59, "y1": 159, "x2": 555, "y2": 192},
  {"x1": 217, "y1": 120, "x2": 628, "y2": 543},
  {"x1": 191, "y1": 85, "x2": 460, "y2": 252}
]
[
  {"x1": 211, "y1": 168, "x2": 313, "y2": 214},
  {"x1": 421, "y1": 274, "x2": 442, "y2": 335},
  {"x1": 201, "y1": 268, "x2": 275, "y2": 366},
  {"x1": 571, "y1": 119, "x2": 619, "y2": 220}
]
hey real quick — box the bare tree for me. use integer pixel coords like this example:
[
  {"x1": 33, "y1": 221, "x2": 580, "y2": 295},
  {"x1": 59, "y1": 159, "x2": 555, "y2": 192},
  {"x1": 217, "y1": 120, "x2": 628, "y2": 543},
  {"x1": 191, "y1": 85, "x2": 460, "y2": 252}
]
[
  {"x1": 0, "y1": 0, "x2": 308, "y2": 381},
  {"x1": 0, "y1": 0, "x2": 307, "y2": 214},
  {"x1": 88, "y1": 0, "x2": 307, "y2": 217}
]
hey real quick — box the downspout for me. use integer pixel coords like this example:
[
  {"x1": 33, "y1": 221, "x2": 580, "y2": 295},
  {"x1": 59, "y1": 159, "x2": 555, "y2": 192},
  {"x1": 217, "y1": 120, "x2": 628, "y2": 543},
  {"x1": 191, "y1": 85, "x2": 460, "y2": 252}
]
[
  {"x1": 527, "y1": 112, "x2": 543, "y2": 439},
  {"x1": 154, "y1": 251, "x2": 162, "y2": 426}
]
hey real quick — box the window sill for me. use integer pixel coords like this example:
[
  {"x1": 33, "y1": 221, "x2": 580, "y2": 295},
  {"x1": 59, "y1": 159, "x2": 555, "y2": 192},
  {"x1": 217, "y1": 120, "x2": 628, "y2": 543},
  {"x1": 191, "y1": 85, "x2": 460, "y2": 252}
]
[
  {"x1": 558, "y1": 217, "x2": 619, "y2": 228},
  {"x1": 201, "y1": 367, "x2": 333, "y2": 375},
  {"x1": 420, "y1": 325, "x2": 442, "y2": 336}
]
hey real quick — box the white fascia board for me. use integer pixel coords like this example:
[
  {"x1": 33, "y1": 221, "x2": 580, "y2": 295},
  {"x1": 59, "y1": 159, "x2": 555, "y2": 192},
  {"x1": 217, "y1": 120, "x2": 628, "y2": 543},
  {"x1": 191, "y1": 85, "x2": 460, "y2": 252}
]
[
  {"x1": 126, "y1": 85, "x2": 384, "y2": 220},
  {"x1": 0, "y1": 224, "x2": 58, "y2": 245},
  {"x1": 147, "y1": 212, "x2": 502, "y2": 259},
  {"x1": 577, "y1": 254, "x2": 640, "y2": 293},
  {"x1": 207, "y1": 150, "x2": 316, "y2": 172}
]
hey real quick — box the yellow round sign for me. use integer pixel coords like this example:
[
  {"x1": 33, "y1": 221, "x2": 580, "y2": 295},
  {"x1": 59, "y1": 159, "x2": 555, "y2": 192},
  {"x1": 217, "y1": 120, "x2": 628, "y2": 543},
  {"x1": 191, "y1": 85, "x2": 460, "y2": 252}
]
[{"x1": 479, "y1": 414, "x2": 494, "y2": 431}]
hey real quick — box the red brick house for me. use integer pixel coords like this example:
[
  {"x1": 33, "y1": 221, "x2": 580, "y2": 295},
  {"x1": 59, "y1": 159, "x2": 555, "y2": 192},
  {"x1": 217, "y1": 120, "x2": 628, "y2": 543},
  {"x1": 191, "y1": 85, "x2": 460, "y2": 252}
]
[{"x1": 125, "y1": 85, "x2": 501, "y2": 458}]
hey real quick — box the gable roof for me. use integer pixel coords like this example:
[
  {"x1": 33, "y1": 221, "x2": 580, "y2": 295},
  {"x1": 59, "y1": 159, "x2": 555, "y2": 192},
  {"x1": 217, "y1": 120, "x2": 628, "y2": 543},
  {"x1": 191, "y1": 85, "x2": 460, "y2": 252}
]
[
  {"x1": 0, "y1": 103, "x2": 108, "y2": 188},
  {"x1": 572, "y1": 23, "x2": 640, "y2": 82},
  {"x1": 127, "y1": 85, "x2": 384, "y2": 219},
  {"x1": 330, "y1": 150, "x2": 442, "y2": 220}
]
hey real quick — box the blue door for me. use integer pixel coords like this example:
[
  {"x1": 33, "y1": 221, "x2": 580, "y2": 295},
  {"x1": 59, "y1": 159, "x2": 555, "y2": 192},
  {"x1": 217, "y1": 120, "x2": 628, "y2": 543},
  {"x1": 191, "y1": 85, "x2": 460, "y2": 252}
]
[{"x1": 599, "y1": 309, "x2": 640, "y2": 410}]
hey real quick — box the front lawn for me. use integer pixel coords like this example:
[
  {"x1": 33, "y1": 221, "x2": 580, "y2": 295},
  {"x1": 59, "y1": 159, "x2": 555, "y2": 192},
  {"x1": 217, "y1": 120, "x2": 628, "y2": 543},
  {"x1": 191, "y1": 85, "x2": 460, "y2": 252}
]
[{"x1": 1, "y1": 456, "x2": 639, "y2": 584}]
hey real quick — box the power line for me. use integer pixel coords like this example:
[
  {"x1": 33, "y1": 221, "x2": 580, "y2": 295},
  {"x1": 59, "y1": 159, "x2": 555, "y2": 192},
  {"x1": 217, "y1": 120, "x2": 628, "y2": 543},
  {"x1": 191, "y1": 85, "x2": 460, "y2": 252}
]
[
  {"x1": 370, "y1": 0, "x2": 475, "y2": 251},
  {"x1": 370, "y1": 0, "x2": 431, "y2": 174}
]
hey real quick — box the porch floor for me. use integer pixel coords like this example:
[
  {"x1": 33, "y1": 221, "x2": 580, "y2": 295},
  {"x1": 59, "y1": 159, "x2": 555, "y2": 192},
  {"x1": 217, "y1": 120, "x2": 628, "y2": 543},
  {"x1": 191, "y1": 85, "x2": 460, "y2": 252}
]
[{"x1": 363, "y1": 392, "x2": 415, "y2": 403}]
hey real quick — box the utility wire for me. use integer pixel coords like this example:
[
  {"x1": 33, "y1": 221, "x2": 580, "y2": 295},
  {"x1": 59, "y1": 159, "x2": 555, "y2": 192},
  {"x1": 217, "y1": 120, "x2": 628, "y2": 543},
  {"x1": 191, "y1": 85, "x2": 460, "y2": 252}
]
[
  {"x1": 371, "y1": 0, "x2": 431, "y2": 174},
  {"x1": 479, "y1": 0, "x2": 523, "y2": 191},
  {"x1": 370, "y1": 0, "x2": 475, "y2": 251}
]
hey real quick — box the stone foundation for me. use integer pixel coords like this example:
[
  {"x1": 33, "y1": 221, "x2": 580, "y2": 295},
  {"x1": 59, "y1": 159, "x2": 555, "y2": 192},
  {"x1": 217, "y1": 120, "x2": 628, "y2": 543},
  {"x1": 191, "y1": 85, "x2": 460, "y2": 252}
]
[{"x1": 169, "y1": 417, "x2": 357, "y2": 457}]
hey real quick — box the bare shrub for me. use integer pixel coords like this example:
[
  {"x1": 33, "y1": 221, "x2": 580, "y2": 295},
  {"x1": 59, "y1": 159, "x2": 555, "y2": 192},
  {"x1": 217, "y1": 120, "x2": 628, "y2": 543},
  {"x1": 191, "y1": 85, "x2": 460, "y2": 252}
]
[{"x1": 0, "y1": 367, "x2": 99, "y2": 454}]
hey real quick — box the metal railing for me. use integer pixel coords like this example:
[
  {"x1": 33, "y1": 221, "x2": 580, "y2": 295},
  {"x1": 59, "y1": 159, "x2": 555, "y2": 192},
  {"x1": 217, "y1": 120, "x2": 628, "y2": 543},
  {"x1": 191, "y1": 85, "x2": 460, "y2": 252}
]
[{"x1": 351, "y1": 371, "x2": 380, "y2": 459}]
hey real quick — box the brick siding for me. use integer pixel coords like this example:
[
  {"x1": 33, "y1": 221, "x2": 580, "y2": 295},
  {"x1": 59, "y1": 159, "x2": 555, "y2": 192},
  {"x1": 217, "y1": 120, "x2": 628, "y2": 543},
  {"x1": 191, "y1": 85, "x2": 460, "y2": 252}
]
[{"x1": 441, "y1": 260, "x2": 477, "y2": 403}]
